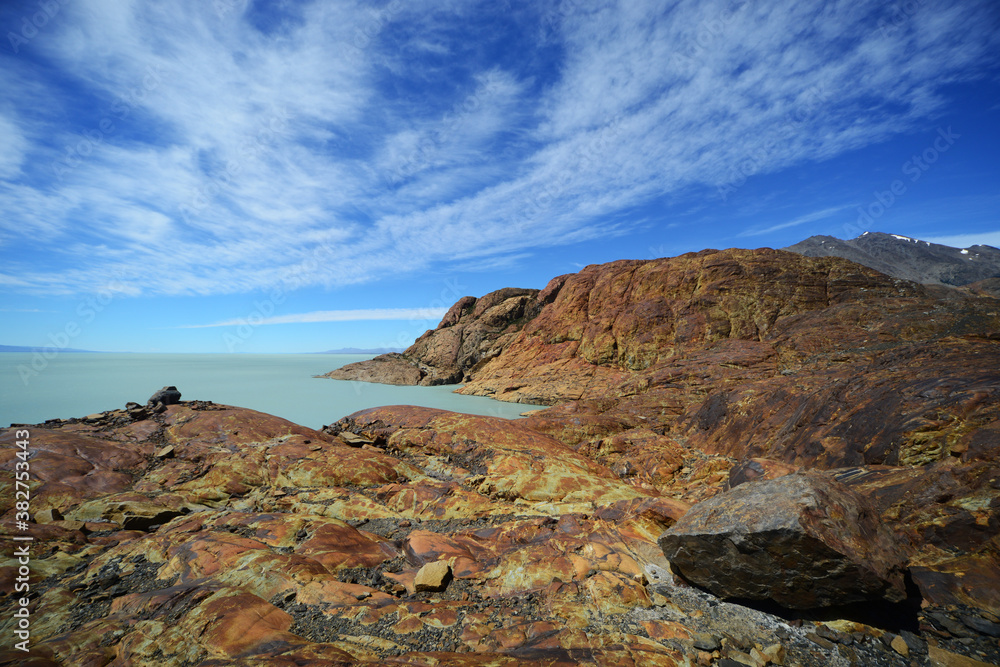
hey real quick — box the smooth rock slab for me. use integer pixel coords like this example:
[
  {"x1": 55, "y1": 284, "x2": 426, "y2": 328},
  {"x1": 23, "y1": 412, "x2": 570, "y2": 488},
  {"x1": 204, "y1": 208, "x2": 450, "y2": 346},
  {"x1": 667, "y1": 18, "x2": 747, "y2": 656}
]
[{"x1": 658, "y1": 472, "x2": 908, "y2": 609}]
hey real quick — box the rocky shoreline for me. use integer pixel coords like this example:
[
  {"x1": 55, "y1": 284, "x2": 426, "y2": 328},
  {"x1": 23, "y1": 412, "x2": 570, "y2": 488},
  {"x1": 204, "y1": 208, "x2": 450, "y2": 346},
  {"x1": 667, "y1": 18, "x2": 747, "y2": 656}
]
[
  {"x1": 2, "y1": 247, "x2": 999, "y2": 665},
  {"x1": 0, "y1": 393, "x2": 997, "y2": 665}
]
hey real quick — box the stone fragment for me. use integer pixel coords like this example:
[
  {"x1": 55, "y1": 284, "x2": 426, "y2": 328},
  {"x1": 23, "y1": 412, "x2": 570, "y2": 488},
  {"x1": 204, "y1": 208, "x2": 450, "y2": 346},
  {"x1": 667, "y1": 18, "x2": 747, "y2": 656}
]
[
  {"x1": 693, "y1": 633, "x2": 721, "y2": 651},
  {"x1": 890, "y1": 634, "x2": 909, "y2": 657},
  {"x1": 960, "y1": 613, "x2": 1000, "y2": 637},
  {"x1": 659, "y1": 472, "x2": 908, "y2": 608},
  {"x1": 762, "y1": 643, "x2": 786, "y2": 664},
  {"x1": 725, "y1": 649, "x2": 761, "y2": 666},
  {"x1": 35, "y1": 508, "x2": 63, "y2": 524},
  {"x1": 717, "y1": 659, "x2": 749, "y2": 667},
  {"x1": 154, "y1": 445, "x2": 175, "y2": 459},
  {"x1": 816, "y1": 623, "x2": 851, "y2": 644},
  {"x1": 806, "y1": 633, "x2": 835, "y2": 650},
  {"x1": 54, "y1": 520, "x2": 86, "y2": 532},
  {"x1": 338, "y1": 431, "x2": 372, "y2": 446},
  {"x1": 414, "y1": 561, "x2": 452, "y2": 592}
]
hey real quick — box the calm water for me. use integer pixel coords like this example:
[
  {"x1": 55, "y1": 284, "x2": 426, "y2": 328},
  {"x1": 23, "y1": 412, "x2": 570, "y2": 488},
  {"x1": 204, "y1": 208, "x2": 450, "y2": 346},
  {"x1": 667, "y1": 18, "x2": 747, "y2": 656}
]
[{"x1": 0, "y1": 353, "x2": 540, "y2": 428}]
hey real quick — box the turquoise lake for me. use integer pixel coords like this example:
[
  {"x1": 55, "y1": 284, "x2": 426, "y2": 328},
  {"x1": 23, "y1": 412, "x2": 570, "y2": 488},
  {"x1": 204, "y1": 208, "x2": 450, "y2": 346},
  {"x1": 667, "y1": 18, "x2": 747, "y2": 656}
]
[{"x1": 0, "y1": 353, "x2": 541, "y2": 428}]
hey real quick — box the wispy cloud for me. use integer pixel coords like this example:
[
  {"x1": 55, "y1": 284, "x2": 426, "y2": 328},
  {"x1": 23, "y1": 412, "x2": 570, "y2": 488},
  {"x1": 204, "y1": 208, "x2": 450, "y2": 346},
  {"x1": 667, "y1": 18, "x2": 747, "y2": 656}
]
[
  {"x1": 738, "y1": 206, "x2": 850, "y2": 237},
  {"x1": 1, "y1": 0, "x2": 997, "y2": 296},
  {"x1": 178, "y1": 307, "x2": 450, "y2": 328}
]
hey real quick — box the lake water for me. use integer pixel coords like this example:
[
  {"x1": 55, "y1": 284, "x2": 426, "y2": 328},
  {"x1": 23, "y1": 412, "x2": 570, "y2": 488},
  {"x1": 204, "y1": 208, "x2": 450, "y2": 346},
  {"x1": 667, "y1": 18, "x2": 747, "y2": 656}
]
[{"x1": 0, "y1": 353, "x2": 540, "y2": 428}]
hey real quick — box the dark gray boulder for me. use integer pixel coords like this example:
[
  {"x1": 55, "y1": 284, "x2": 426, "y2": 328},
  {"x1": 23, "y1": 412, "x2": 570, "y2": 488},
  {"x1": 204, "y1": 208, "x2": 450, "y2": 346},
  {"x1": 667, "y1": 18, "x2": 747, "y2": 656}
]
[
  {"x1": 147, "y1": 386, "x2": 181, "y2": 406},
  {"x1": 659, "y1": 471, "x2": 909, "y2": 609}
]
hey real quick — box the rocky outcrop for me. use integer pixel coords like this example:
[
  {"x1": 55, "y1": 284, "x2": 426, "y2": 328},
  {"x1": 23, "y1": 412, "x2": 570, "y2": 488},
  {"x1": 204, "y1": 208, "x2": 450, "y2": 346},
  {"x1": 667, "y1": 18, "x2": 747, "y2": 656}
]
[
  {"x1": 320, "y1": 352, "x2": 424, "y2": 385},
  {"x1": 3, "y1": 400, "x2": 997, "y2": 666},
  {"x1": 659, "y1": 472, "x2": 909, "y2": 608},
  {"x1": 2, "y1": 392, "x2": 998, "y2": 665},
  {"x1": 320, "y1": 248, "x2": 1000, "y2": 617},
  {"x1": 322, "y1": 287, "x2": 541, "y2": 386}
]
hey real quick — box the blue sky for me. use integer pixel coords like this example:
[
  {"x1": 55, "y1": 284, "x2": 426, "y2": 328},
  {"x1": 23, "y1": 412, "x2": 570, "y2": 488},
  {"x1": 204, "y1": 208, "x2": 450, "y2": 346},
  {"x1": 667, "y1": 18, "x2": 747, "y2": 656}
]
[{"x1": 1, "y1": 0, "x2": 998, "y2": 353}]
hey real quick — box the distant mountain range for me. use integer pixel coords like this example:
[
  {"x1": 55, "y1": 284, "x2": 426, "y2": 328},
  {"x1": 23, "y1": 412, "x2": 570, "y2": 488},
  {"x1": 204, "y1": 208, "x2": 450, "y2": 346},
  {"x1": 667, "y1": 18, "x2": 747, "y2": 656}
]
[
  {"x1": 782, "y1": 232, "x2": 1000, "y2": 287},
  {"x1": 316, "y1": 347, "x2": 404, "y2": 354},
  {"x1": 0, "y1": 344, "x2": 102, "y2": 353}
]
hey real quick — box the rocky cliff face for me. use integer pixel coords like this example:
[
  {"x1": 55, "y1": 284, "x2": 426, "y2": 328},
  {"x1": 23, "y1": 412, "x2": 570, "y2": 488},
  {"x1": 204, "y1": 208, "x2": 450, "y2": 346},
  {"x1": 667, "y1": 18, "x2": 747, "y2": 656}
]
[
  {"x1": 322, "y1": 287, "x2": 543, "y2": 386},
  {"x1": 328, "y1": 248, "x2": 1000, "y2": 470}
]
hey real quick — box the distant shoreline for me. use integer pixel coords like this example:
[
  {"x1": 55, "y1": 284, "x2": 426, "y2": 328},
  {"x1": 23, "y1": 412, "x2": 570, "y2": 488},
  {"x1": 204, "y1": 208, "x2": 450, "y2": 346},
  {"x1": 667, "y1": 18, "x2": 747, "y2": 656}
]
[
  {"x1": 0, "y1": 345, "x2": 105, "y2": 353},
  {"x1": 0, "y1": 346, "x2": 401, "y2": 355}
]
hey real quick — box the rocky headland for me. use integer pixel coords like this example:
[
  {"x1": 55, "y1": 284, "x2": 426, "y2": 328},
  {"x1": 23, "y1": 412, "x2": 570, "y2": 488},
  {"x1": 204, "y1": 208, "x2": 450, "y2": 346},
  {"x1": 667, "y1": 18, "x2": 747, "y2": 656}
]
[{"x1": 2, "y1": 247, "x2": 999, "y2": 666}]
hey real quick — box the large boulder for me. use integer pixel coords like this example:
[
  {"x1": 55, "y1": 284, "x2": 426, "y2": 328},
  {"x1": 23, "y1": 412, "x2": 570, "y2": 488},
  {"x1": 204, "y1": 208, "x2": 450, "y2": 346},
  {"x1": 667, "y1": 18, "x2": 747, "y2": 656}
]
[
  {"x1": 658, "y1": 472, "x2": 909, "y2": 609},
  {"x1": 148, "y1": 385, "x2": 182, "y2": 406}
]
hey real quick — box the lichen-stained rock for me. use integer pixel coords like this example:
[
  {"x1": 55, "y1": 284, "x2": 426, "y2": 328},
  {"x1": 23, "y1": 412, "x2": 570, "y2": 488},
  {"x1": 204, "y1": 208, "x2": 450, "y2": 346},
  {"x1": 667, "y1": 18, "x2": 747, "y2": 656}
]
[
  {"x1": 319, "y1": 250, "x2": 1000, "y2": 481},
  {"x1": 161, "y1": 403, "x2": 334, "y2": 448},
  {"x1": 1, "y1": 397, "x2": 998, "y2": 667},
  {"x1": 659, "y1": 472, "x2": 909, "y2": 608},
  {"x1": 837, "y1": 461, "x2": 1000, "y2": 614},
  {"x1": 0, "y1": 428, "x2": 147, "y2": 515},
  {"x1": 338, "y1": 406, "x2": 652, "y2": 509}
]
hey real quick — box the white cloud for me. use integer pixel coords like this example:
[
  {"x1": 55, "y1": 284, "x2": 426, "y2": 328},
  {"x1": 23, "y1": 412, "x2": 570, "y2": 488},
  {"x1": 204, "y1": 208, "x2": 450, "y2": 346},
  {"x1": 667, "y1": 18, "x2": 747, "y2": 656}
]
[
  {"x1": 180, "y1": 307, "x2": 450, "y2": 328},
  {"x1": 1, "y1": 0, "x2": 997, "y2": 296},
  {"x1": 738, "y1": 206, "x2": 850, "y2": 237},
  {"x1": 0, "y1": 112, "x2": 28, "y2": 179}
]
